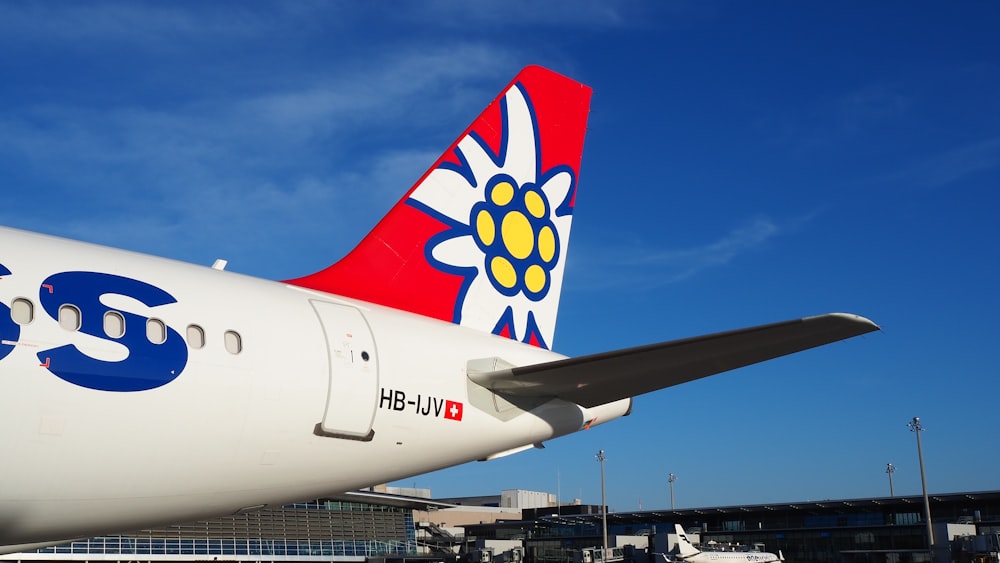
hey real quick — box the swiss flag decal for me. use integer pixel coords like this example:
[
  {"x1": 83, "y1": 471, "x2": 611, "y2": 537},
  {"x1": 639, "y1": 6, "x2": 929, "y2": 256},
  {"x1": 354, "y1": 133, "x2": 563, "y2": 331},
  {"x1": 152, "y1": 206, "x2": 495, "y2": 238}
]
[{"x1": 444, "y1": 400, "x2": 463, "y2": 421}]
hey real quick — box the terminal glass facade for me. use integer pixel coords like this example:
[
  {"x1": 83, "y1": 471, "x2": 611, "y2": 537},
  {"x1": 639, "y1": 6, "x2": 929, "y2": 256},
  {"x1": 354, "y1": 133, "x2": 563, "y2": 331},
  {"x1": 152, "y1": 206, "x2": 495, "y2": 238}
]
[{"x1": 32, "y1": 500, "x2": 418, "y2": 559}]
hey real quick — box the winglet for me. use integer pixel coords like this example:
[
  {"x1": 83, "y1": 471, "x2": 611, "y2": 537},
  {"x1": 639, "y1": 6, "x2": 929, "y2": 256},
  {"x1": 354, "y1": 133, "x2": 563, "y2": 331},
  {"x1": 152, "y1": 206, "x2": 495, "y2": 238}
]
[{"x1": 286, "y1": 66, "x2": 592, "y2": 350}]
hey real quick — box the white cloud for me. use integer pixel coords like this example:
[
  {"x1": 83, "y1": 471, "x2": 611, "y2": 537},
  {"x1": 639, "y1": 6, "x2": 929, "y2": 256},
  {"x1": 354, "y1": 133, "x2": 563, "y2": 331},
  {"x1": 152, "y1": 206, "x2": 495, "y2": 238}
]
[
  {"x1": 886, "y1": 136, "x2": 1000, "y2": 190},
  {"x1": 0, "y1": 1, "x2": 652, "y2": 52},
  {"x1": 568, "y1": 216, "x2": 783, "y2": 291},
  {"x1": 0, "y1": 40, "x2": 526, "y2": 278},
  {"x1": 0, "y1": 2, "x2": 268, "y2": 47},
  {"x1": 0, "y1": 1, "x2": 650, "y2": 278}
]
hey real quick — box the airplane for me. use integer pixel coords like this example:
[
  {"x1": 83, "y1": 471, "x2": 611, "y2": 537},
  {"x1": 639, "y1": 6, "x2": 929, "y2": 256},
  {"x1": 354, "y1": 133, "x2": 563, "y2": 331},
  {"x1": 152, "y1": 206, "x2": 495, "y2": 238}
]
[
  {"x1": 673, "y1": 524, "x2": 784, "y2": 563},
  {"x1": 0, "y1": 65, "x2": 878, "y2": 553}
]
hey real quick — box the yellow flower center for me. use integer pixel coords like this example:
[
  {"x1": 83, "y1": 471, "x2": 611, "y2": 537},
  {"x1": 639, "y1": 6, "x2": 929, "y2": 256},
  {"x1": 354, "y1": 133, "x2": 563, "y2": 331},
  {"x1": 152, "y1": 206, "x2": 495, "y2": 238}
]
[
  {"x1": 538, "y1": 225, "x2": 556, "y2": 263},
  {"x1": 470, "y1": 175, "x2": 561, "y2": 300},
  {"x1": 491, "y1": 256, "x2": 517, "y2": 288},
  {"x1": 491, "y1": 181, "x2": 514, "y2": 206},
  {"x1": 524, "y1": 264, "x2": 546, "y2": 294},
  {"x1": 524, "y1": 190, "x2": 546, "y2": 218},
  {"x1": 502, "y1": 211, "x2": 534, "y2": 260},
  {"x1": 476, "y1": 209, "x2": 496, "y2": 247}
]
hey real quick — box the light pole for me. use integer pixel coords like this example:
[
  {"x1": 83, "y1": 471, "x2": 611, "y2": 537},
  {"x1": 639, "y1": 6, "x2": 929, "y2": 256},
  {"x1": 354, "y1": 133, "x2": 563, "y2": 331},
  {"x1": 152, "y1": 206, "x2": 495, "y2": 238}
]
[
  {"x1": 908, "y1": 417, "x2": 934, "y2": 558},
  {"x1": 885, "y1": 463, "x2": 895, "y2": 497},
  {"x1": 596, "y1": 450, "x2": 608, "y2": 559},
  {"x1": 668, "y1": 473, "x2": 677, "y2": 510}
]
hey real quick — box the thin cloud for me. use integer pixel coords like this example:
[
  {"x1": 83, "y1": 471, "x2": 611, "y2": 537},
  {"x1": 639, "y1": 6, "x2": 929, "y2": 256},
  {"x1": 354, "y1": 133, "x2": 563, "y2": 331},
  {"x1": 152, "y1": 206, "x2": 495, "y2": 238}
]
[
  {"x1": 0, "y1": 2, "x2": 667, "y2": 277},
  {"x1": 237, "y1": 44, "x2": 516, "y2": 135},
  {"x1": 0, "y1": 2, "x2": 655, "y2": 50},
  {"x1": 391, "y1": 0, "x2": 630, "y2": 28},
  {"x1": 835, "y1": 82, "x2": 911, "y2": 135},
  {"x1": 568, "y1": 216, "x2": 782, "y2": 291},
  {"x1": 0, "y1": 45, "x2": 513, "y2": 186},
  {"x1": 0, "y1": 44, "x2": 517, "y2": 270},
  {"x1": 883, "y1": 136, "x2": 1000, "y2": 190},
  {"x1": 0, "y1": 2, "x2": 269, "y2": 46}
]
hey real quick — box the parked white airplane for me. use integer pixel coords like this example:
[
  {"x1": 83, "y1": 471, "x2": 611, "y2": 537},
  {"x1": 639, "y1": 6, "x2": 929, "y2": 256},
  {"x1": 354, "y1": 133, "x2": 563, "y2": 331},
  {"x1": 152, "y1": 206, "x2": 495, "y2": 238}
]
[
  {"x1": 674, "y1": 525, "x2": 783, "y2": 563},
  {"x1": 0, "y1": 66, "x2": 877, "y2": 553}
]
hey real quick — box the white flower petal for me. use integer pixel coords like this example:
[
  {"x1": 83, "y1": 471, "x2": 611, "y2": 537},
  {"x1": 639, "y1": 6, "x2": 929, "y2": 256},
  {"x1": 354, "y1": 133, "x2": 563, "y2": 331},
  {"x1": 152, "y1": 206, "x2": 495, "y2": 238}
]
[
  {"x1": 431, "y1": 234, "x2": 482, "y2": 269},
  {"x1": 539, "y1": 170, "x2": 572, "y2": 215},
  {"x1": 458, "y1": 276, "x2": 504, "y2": 332},
  {"x1": 499, "y1": 87, "x2": 537, "y2": 185},
  {"x1": 409, "y1": 167, "x2": 482, "y2": 224},
  {"x1": 456, "y1": 135, "x2": 501, "y2": 188}
]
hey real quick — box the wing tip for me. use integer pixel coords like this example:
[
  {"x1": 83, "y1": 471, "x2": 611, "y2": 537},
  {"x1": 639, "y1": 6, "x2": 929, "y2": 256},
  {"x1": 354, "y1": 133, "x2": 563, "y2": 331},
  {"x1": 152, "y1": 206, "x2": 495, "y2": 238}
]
[{"x1": 808, "y1": 312, "x2": 881, "y2": 333}]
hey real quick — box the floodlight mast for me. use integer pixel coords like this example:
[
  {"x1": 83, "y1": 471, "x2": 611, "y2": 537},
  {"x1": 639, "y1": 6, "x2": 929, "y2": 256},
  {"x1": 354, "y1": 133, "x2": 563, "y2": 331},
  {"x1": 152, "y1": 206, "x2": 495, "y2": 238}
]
[
  {"x1": 886, "y1": 463, "x2": 896, "y2": 497},
  {"x1": 668, "y1": 473, "x2": 677, "y2": 510},
  {"x1": 908, "y1": 417, "x2": 934, "y2": 558},
  {"x1": 596, "y1": 450, "x2": 608, "y2": 560}
]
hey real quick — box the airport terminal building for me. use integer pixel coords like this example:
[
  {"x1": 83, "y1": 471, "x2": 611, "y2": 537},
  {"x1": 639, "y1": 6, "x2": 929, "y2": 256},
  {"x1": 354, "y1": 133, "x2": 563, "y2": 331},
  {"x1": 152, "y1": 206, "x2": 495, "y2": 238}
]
[
  {"x1": 2, "y1": 489, "x2": 999, "y2": 563},
  {"x1": 504, "y1": 490, "x2": 1000, "y2": 563},
  {"x1": 1, "y1": 492, "x2": 438, "y2": 562}
]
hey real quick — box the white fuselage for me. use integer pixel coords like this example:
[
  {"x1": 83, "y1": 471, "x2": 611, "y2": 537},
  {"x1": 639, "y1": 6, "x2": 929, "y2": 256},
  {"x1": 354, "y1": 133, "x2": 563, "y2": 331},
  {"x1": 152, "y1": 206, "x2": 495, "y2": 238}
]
[
  {"x1": 681, "y1": 552, "x2": 781, "y2": 563},
  {"x1": 0, "y1": 226, "x2": 629, "y2": 547}
]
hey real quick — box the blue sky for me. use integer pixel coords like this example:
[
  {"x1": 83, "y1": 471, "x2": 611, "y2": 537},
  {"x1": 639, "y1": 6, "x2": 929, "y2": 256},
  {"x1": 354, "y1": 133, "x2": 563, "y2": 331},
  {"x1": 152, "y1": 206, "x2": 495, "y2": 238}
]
[{"x1": 2, "y1": 2, "x2": 998, "y2": 511}]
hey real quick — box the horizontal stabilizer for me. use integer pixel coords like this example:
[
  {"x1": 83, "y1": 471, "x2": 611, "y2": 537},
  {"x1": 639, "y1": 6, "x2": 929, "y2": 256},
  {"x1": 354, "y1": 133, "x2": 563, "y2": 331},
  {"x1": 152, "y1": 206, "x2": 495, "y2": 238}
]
[{"x1": 468, "y1": 313, "x2": 879, "y2": 407}]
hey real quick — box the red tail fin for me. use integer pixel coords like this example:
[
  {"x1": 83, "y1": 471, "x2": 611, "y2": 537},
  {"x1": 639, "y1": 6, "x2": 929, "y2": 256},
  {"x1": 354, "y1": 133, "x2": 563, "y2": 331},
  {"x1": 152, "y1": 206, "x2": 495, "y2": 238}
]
[{"x1": 286, "y1": 66, "x2": 592, "y2": 350}]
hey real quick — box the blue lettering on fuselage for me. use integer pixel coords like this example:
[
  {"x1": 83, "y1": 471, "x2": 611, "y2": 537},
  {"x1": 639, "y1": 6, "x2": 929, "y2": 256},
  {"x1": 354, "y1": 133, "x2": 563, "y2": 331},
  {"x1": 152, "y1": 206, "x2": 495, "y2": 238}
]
[
  {"x1": 0, "y1": 263, "x2": 19, "y2": 362},
  {"x1": 37, "y1": 271, "x2": 189, "y2": 392}
]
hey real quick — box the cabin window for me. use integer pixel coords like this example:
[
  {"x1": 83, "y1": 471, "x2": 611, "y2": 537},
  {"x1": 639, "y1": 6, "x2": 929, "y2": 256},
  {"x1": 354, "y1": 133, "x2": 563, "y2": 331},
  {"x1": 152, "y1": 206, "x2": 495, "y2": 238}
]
[
  {"x1": 58, "y1": 304, "x2": 81, "y2": 331},
  {"x1": 224, "y1": 330, "x2": 242, "y2": 355},
  {"x1": 186, "y1": 324, "x2": 205, "y2": 349},
  {"x1": 104, "y1": 311, "x2": 125, "y2": 338},
  {"x1": 146, "y1": 318, "x2": 167, "y2": 344},
  {"x1": 10, "y1": 298, "x2": 34, "y2": 325}
]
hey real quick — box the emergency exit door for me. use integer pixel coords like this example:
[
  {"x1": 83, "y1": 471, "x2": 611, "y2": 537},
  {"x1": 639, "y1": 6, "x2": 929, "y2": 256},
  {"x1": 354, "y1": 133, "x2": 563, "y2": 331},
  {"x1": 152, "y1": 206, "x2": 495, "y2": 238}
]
[{"x1": 311, "y1": 301, "x2": 379, "y2": 441}]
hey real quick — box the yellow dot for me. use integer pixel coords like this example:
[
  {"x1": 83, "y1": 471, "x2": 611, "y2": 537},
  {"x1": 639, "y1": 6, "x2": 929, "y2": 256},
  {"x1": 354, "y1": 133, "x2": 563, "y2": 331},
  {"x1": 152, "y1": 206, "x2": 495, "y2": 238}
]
[
  {"x1": 491, "y1": 256, "x2": 516, "y2": 288},
  {"x1": 524, "y1": 190, "x2": 546, "y2": 218},
  {"x1": 502, "y1": 211, "x2": 534, "y2": 259},
  {"x1": 525, "y1": 265, "x2": 546, "y2": 294},
  {"x1": 476, "y1": 210, "x2": 495, "y2": 246},
  {"x1": 491, "y1": 181, "x2": 514, "y2": 206},
  {"x1": 538, "y1": 226, "x2": 556, "y2": 263}
]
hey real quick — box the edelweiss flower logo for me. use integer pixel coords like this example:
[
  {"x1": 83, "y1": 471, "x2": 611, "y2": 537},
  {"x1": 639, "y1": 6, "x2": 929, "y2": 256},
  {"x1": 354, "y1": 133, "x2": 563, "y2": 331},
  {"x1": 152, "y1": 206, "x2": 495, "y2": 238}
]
[
  {"x1": 471, "y1": 174, "x2": 559, "y2": 300},
  {"x1": 408, "y1": 82, "x2": 575, "y2": 349}
]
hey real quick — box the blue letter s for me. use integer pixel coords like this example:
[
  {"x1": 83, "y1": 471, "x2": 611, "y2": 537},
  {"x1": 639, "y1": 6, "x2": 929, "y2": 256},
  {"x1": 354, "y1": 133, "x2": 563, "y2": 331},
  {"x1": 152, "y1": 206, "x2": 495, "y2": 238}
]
[
  {"x1": 0, "y1": 263, "x2": 18, "y2": 362},
  {"x1": 38, "y1": 272, "x2": 188, "y2": 392}
]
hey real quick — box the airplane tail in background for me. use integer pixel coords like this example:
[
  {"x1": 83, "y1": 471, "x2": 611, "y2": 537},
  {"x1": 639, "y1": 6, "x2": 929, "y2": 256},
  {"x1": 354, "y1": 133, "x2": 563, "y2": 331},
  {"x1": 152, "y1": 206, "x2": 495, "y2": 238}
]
[
  {"x1": 286, "y1": 66, "x2": 592, "y2": 350},
  {"x1": 674, "y1": 524, "x2": 702, "y2": 559}
]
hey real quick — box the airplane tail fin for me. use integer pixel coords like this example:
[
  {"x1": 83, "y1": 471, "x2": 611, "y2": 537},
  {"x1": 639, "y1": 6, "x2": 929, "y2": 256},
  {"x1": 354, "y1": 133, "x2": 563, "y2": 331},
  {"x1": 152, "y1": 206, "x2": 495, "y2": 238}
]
[
  {"x1": 674, "y1": 524, "x2": 702, "y2": 559},
  {"x1": 286, "y1": 66, "x2": 592, "y2": 350}
]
